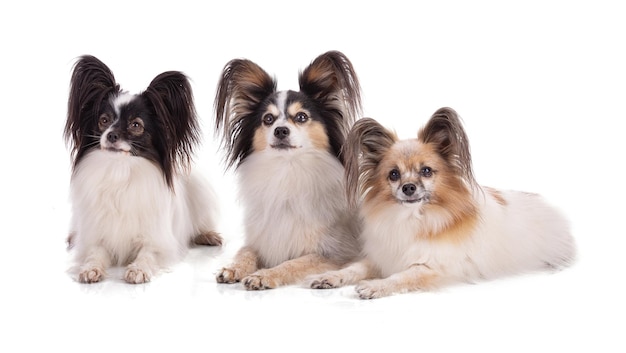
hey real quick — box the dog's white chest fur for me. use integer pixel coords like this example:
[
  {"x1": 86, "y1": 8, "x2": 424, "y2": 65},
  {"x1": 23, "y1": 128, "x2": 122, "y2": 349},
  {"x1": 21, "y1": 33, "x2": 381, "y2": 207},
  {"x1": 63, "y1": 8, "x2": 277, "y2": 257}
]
[
  {"x1": 70, "y1": 151, "x2": 185, "y2": 265},
  {"x1": 237, "y1": 149, "x2": 348, "y2": 267}
]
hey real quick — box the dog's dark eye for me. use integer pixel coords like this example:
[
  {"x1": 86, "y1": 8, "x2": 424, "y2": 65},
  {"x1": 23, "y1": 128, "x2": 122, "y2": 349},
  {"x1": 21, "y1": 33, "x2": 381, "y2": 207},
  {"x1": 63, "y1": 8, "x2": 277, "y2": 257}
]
[
  {"x1": 262, "y1": 114, "x2": 275, "y2": 126},
  {"x1": 388, "y1": 169, "x2": 401, "y2": 182},
  {"x1": 128, "y1": 118, "x2": 144, "y2": 136},
  {"x1": 98, "y1": 114, "x2": 112, "y2": 130},
  {"x1": 294, "y1": 112, "x2": 309, "y2": 124},
  {"x1": 420, "y1": 166, "x2": 433, "y2": 178}
]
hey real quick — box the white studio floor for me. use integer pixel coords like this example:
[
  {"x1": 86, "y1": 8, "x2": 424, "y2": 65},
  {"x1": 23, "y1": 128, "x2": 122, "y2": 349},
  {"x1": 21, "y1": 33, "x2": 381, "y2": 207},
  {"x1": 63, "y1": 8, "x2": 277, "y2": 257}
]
[{"x1": 2, "y1": 1, "x2": 625, "y2": 352}]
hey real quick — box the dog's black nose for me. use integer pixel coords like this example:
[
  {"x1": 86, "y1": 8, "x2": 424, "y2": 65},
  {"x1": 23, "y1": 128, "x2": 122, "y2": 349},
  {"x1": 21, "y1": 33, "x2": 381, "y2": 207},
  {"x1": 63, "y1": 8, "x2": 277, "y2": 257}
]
[
  {"x1": 274, "y1": 126, "x2": 290, "y2": 140},
  {"x1": 402, "y1": 183, "x2": 416, "y2": 196},
  {"x1": 107, "y1": 132, "x2": 119, "y2": 143}
]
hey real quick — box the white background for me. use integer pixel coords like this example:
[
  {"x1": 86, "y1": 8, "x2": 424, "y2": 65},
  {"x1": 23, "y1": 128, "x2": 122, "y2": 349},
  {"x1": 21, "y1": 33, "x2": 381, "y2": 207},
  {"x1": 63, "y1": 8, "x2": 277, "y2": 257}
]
[{"x1": 1, "y1": 1, "x2": 624, "y2": 352}]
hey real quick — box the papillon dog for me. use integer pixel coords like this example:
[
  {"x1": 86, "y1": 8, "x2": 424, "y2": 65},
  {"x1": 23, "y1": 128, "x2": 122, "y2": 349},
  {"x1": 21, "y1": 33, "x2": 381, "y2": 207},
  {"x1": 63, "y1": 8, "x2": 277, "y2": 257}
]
[
  {"x1": 213, "y1": 51, "x2": 363, "y2": 290},
  {"x1": 64, "y1": 55, "x2": 222, "y2": 284},
  {"x1": 309, "y1": 107, "x2": 576, "y2": 299}
]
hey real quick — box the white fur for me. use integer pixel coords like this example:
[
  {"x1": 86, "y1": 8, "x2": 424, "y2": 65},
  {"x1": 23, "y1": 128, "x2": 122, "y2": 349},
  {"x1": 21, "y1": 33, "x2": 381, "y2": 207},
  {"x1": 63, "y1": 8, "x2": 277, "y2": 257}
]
[
  {"x1": 69, "y1": 150, "x2": 219, "y2": 281},
  {"x1": 362, "y1": 188, "x2": 576, "y2": 283},
  {"x1": 237, "y1": 147, "x2": 355, "y2": 268},
  {"x1": 112, "y1": 92, "x2": 134, "y2": 115}
]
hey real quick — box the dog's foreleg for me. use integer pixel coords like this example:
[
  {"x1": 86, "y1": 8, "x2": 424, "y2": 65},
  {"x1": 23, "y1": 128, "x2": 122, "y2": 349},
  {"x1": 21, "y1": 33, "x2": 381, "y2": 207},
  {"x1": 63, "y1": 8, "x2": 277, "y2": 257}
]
[
  {"x1": 243, "y1": 254, "x2": 341, "y2": 290},
  {"x1": 125, "y1": 246, "x2": 160, "y2": 284},
  {"x1": 309, "y1": 258, "x2": 377, "y2": 289},
  {"x1": 216, "y1": 246, "x2": 259, "y2": 283},
  {"x1": 77, "y1": 246, "x2": 111, "y2": 283},
  {"x1": 355, "y1": 263, "x2": 439, "y2": 299}
]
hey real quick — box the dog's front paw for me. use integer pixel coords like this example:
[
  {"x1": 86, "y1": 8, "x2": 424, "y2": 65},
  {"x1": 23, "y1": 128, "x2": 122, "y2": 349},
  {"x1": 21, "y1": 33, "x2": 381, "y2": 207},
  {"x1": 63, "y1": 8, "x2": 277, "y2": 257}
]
[
  {"x1": 78, "y1": 267, "x2": 106, "y2": 283},
  {"x1": 216, "y1": 267, "x2": 243, "y2": 283},
  {"x1": 124, "y1": 265, "x2": 151, "y2": 284},
  {"x1": 355, "y1": 280, "x2": 389, "y2": 300},
  {"x1": 242, "y1": 271, "x2": 277, "y2": 291},
  {"x1": 309, "y1": 273, "x2": 344, "y2": 289}
]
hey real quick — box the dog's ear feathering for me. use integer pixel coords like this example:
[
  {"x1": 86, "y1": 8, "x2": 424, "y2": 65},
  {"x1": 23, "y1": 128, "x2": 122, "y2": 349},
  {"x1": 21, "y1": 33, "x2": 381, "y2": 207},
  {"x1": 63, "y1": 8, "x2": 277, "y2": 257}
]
[
  {"x1": 142, "y1": 71, "x2": 200, "y2": 185},
  {"x1": 419, "y1": 107, "x2": 477, "y2": 189},
  {"x1": 299, "y1": 51, "x2": 363, "y2": 144},
  {"x1": 299, "y1": 50, "x2": 362, "y2": 122},
  {"x1": 344, "y1": 118, "x2": 397, "y2": 208},
  {"x1": 214, "y1": 59, "x2": 277, "y2": 168},
  {"x1": 65, "y1": 55, "x2": 120, "y2": 167}
]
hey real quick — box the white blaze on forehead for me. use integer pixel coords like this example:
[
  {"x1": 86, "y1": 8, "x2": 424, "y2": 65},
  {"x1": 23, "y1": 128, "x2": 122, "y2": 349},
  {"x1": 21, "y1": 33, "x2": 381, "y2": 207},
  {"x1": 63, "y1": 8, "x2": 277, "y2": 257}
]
[
  {"x1": 275, "y1": 91, "x2": 288, "y2": 123},
  {"x1": 112, "y1": 92, "x2": 135, "y2": 117}
]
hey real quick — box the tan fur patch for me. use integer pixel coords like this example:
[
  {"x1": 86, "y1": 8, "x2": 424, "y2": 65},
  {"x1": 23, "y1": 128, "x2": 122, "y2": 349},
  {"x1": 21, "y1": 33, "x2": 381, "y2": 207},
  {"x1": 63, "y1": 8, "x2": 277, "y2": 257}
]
[
  {"x1": 303, "y1": 65, "x2": 331, "y2": 85},
  {"x1": 485, "y1": 186, "x2": 507, "y2": 206},
  {"x1": 252, "y1": 128, "x2": 268, "y2": 151},
  {"x1": 239, "y1": 65, "x2": 273, "y2": 91},
  {"x1": 266, "y1": 104, "x2": 280, "y2": 117},
  {"x1": 307, "y1": 121, "x2": 330, "y2": 149},
  {"x1": 287, "y1": 102, "x2": 305, "y2": 117},
  {"x1": 427, "y1": 209, "x2": 479, "y2": 244}
]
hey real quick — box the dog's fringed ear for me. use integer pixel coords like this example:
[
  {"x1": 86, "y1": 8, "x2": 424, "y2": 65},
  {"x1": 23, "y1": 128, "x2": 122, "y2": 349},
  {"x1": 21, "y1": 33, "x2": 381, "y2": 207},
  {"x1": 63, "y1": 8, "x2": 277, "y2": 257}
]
[
  {"x1": 65, "y1": 55, "x2": 120, "y2": 167},
  {"x1": 299, "y1": 51, "x2": 362, "y2": 122},
  {"x1": 143, "y1": 71, "x2": 199, "y2": 187},
  {"x1": 214, "y1": 59, "x2": 276, "y2": 168},
  {"x1": 299, "y1": 51, "x2": 362, "y2": 161},
  {"x1": 419, "y1": 107, "x2": 477, "y2": 187},
  {"x1": 344, "y1": 118, "x2": 397, "y2": 208}
]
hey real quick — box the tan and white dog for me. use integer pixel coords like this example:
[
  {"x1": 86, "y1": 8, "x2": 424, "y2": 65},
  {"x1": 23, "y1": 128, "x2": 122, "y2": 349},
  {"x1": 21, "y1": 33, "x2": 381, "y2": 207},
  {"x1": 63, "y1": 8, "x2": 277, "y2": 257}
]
[{"x1": 310, "y1": 107, "x2": 576, "y2": 299}]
